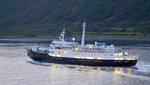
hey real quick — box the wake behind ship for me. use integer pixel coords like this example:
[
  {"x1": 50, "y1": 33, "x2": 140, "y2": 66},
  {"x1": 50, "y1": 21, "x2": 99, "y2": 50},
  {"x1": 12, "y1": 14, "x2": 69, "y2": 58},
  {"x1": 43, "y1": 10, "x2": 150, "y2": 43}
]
[{"x1": 27, "y1": 22, "x2": 138, "y2": 66}]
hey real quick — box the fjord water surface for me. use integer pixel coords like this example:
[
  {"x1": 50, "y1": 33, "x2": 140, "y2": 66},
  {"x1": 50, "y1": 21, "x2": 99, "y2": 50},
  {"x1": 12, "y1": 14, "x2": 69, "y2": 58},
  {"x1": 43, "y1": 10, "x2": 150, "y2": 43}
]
[{"x1": 0, "y1": 39, "x2": 150, "y2": 85}]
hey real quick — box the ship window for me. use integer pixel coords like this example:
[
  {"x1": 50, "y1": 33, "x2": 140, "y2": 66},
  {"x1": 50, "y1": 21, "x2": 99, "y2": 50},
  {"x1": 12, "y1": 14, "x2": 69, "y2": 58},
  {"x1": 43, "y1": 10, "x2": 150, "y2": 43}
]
[
  {"x1": 51, "y1": 51, "x2": 54, "y2": 53},
  {"x1": 61, "y1": 51, "x2": 64, "y2": 54},
  {"x1": 71, "y1": 52, "x2": 74, "y2": 54}
]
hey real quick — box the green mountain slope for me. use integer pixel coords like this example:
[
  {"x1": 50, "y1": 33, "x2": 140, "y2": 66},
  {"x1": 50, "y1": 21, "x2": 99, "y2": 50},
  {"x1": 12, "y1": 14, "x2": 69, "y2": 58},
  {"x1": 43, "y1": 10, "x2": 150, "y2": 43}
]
[{"x1": 0, "y1": 0, "x2": 149, "y2": 37}]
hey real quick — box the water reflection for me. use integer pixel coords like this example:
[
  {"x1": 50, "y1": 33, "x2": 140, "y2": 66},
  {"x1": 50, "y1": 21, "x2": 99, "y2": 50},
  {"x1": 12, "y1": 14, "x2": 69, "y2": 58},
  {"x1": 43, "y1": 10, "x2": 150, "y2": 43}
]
[
  {"x1": 27, "y1": 58, "x2": 149, "y2": 76},
  {"x1": 49, "y1": 63, "x2": 150, "y2": 79}
]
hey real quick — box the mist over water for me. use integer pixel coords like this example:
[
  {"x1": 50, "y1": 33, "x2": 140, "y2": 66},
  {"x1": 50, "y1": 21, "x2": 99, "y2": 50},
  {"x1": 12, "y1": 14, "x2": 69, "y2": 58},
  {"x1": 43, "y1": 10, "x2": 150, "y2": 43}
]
[{"x1": 0, "y1": 39, "x2": 150, "y2": 85}]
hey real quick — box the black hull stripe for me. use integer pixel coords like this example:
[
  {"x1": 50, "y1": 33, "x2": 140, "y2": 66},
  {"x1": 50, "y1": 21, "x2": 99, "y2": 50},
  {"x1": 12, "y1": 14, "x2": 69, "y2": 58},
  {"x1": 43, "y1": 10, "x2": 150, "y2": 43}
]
[{"x1": 27, "y1": 49, "x2": 137, "y2": 66}]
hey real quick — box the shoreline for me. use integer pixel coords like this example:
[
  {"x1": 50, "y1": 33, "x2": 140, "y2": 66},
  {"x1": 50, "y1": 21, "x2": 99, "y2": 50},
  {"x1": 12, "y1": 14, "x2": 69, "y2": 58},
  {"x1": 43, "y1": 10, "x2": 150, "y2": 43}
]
[{"x1": 0, "y1": 36, "x2": 150, "y2": 41}]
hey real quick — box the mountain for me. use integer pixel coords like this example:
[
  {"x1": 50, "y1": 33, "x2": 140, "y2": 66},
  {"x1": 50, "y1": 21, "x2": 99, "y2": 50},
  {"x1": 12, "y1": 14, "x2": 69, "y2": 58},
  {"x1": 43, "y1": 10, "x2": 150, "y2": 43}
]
[{"x1": 0, "y1": 0, "x2": 149, "y2": 37}]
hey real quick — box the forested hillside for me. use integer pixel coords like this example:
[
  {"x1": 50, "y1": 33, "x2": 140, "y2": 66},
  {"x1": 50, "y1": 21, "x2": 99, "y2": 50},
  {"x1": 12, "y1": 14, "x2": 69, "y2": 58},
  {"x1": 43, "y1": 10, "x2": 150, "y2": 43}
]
[{"x1": 0, "y1": 0, "x2": 149, "y2": 37}]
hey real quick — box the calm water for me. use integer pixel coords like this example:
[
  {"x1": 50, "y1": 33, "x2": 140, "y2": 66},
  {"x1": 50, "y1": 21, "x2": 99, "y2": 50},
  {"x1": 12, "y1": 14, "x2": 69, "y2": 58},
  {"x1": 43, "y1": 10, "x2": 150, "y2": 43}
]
[{"x1": 0, "y1": 39, "x2": 150, "y2": 85}]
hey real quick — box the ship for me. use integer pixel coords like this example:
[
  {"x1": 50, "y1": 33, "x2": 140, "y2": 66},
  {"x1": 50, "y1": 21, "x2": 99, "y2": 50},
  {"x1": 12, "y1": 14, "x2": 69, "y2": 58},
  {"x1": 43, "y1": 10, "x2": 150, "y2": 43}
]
[{"x1": 27, "y1": 22, "x2": 138, "y2": 66}]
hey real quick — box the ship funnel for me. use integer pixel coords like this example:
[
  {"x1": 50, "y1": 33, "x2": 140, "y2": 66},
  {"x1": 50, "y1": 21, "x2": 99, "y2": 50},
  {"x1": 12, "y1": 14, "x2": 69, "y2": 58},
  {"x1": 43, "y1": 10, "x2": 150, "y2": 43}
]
[{"x1": 81, "y1": 21, "x2": 86, "y2": 47}]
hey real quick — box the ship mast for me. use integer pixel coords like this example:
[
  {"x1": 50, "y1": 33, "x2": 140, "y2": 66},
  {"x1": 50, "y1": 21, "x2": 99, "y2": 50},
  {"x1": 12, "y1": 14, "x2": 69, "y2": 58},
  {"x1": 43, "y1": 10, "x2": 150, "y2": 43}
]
[
  {"x1": 60, "y1": 28, "x2": 65, "y2": 42},
  {"x1": 81, "y1": 21, "x2": 86, "y2": 47}
]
